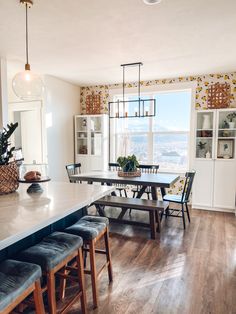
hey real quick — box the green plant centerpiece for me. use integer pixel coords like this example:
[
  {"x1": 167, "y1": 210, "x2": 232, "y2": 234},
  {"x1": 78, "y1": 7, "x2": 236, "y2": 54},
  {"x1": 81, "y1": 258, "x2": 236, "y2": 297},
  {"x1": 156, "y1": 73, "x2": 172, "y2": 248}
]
[
  {"x1": 117, "y1": 154, "x2": 141, "y2": 177},
  {"x1": 0, "y1": 122, "x2": 19, "y2": 194}
]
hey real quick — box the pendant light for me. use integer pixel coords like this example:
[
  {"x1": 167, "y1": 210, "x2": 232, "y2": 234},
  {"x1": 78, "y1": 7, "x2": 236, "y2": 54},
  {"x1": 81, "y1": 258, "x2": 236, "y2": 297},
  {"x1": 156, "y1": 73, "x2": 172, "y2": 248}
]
[
  {"x1": 109, "y1": 62, "x2": 156, "y2": 118},
  {"x1": 12, "y1": 0, "x2": 44, "y2": 100}
]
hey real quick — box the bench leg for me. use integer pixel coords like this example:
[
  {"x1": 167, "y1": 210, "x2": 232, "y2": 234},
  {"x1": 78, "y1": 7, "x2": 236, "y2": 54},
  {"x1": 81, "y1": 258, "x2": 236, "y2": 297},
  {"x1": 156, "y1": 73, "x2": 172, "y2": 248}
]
[
  {"x1": 155, "y1": 210, "x2": 161, "y2": 233},
  {"x1": 149, "y1": 211, "x2": 156, "y2": 239}
]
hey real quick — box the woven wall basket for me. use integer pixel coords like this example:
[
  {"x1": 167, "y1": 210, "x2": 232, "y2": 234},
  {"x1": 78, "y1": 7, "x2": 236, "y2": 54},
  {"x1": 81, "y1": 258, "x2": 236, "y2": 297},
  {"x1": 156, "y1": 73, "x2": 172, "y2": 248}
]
[{"x1": 0, "y1": 162, "x2": 19, "y2": 195}]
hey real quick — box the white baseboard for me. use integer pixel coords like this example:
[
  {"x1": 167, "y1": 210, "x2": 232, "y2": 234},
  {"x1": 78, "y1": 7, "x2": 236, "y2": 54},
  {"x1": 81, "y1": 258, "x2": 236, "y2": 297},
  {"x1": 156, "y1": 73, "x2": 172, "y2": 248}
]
[{"x1": 192, "y1": 204, "x2": 235, "y2": 214}]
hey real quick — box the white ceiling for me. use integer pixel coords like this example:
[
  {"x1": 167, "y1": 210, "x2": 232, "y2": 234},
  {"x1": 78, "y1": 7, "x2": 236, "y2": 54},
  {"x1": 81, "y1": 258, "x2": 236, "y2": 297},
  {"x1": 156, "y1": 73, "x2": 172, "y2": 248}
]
[{"x1": 1, "y1": 0, "x2": 236, "y2": 86}]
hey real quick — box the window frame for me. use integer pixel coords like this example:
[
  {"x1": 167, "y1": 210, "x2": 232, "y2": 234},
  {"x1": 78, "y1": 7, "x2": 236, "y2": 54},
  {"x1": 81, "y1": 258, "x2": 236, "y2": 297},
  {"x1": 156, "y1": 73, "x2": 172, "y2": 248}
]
[{"x1": 109, "y1": 82, "x2": 197, "y2": 174}]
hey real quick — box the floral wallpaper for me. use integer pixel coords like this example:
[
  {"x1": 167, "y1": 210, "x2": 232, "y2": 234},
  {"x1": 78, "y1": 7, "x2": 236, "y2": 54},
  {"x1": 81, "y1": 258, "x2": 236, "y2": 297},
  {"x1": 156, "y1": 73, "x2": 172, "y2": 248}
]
[
  {"x1": 80, "y1": 72, "x2": 236, "y2": 195},
  {"x1": 80, "y1": 72, "x2": 236, "y2": 114}
]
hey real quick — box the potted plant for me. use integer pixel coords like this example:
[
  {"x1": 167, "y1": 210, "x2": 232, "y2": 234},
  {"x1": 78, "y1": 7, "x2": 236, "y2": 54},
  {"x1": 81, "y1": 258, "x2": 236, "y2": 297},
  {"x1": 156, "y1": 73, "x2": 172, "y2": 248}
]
[
  {"x1": 117, "y1": 155, "x2": 140, "y2": 177},
  {"x1": 227, "y1": 112, "x2": 236, "y2": 129},
  {"x1": 0, "y1": 122, "x2": 19, "y2": 194}
]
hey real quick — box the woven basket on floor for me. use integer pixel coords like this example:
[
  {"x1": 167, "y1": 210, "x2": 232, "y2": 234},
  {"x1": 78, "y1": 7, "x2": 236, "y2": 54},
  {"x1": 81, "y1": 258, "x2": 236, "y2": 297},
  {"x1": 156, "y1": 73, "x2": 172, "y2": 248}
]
[{"x1": 0, "y1": 162, "x2": 19, "y2": 194}]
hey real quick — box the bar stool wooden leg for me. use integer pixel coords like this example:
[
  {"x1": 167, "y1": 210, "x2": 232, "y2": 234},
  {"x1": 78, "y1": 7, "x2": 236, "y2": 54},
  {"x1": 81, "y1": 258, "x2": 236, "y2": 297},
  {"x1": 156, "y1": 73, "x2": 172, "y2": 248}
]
[
  {"x1": 89, "y1": 240, "x2": 98, "y2": 308},
  {"x1": 47, "y1": 270, "x2": 57, "y2": 314},
  {"x1": 59, "y1": 266, "x2": 67, "y2": 301},
  {"x1": 104, "y1": 227, "x2": 113, "y2": 282},
  {"x1": 76, "y1": 248, "x2": 87, "y2": 314},
  {"x1": 34, "y1": 280, "x2": 46, "y2": 314}
]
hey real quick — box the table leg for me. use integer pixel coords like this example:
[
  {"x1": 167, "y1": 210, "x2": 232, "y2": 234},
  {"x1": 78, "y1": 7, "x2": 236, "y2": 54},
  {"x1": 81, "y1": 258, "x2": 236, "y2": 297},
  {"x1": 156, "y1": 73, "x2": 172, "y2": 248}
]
[
  {"x1": 95, "y1": 204, "x2": 106, "y2": 217},
  {"x1": 136, "y1": 186, "x2": 147, "y2": 199},
  {"x1": 151, "y1": 187, "x2": 158, "y2": 200}
]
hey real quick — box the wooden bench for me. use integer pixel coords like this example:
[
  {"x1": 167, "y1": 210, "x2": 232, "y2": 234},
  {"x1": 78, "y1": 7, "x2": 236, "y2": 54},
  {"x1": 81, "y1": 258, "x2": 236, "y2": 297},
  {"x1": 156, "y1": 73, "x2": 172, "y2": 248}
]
[{"x1": 93, "y1": 196, "x2": 169, "y2": 239}]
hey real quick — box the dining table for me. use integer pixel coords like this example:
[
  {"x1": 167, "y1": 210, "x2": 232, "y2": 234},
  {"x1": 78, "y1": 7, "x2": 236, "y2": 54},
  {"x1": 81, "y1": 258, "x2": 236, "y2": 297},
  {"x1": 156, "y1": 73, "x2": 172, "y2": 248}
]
[
  {"x1": 70, "y1": 171, "x2": 179, "y2": 198},
  {"x1": 70, "y1": 171, "x2": 180, "y2": 219}
]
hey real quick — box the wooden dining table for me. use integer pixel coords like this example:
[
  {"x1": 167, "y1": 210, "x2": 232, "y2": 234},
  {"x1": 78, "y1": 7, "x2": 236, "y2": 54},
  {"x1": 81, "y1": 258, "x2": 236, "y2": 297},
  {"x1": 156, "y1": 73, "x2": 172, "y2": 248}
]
[
  {"x1": 70, "y1": 171, "x2": 180, "y2": 221},
  {"x1": 70, "y1": 171, "x2": 180, "y2": 200}
]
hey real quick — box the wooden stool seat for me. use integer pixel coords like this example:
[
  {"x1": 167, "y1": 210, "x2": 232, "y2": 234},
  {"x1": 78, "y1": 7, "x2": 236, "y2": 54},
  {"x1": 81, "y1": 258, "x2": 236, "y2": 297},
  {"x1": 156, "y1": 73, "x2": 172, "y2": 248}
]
[
  {"x1": 17, "y1": 231, "x2": 87, "y2": 314},
  {"x1": 64, "y1": 215, "x2": 113, "y2": 308},
  {"x1": 0, "y1": 259, "x2": 45, "y2": 314}
]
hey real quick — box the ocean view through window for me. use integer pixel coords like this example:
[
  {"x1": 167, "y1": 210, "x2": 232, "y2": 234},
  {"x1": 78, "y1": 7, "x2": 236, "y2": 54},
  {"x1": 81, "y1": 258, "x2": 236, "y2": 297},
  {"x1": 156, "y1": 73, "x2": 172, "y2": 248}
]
[{"x1": 109, "y1": 89, "x2": 192, "y2": 173}]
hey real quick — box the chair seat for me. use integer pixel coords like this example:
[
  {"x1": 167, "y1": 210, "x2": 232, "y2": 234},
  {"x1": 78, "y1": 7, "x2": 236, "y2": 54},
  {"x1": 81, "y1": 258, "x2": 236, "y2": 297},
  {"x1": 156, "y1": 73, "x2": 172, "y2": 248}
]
[
  {"x1": 65, "y1": 215, "x2": 108, "y2": 240},
  {"x1": 17, "y1": 232, "x2": 83, "y2": 271},
  {"x1": 163, "y1": 194, "x2": 186, "y2": 203},
  {"x1": 0, "y1": 259, "x2": 42, "y2": 311}
]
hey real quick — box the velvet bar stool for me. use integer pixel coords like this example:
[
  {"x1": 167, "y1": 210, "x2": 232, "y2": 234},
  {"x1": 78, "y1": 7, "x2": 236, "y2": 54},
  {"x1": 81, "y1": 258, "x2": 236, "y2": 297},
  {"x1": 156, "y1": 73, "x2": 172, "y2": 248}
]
[
  {"x1": 64, "y1": 215, "x2": 113, "y2": 308},
  {"x1": 0, "y1": 259, "x2": 45, "y2": 314},
  {"x1": 17, "y1": 231, "x2": 87, "y2": 314}
]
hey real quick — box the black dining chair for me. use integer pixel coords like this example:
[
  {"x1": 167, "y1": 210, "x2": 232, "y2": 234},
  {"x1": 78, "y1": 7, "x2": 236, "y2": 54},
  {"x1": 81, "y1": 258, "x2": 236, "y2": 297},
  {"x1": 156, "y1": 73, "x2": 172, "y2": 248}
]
[
  {"x1": 108, "y1": 163, "x2": 128, "y2": 197},
  {"x1": 163, "y1": 171, "x2": 196, "y2": 229},
  {"x1": 65, "y1": 163, "x2": 82, "y2": 183},
  {"x1": 131, "y1": 164, "x2": 159, "y2": 199}
]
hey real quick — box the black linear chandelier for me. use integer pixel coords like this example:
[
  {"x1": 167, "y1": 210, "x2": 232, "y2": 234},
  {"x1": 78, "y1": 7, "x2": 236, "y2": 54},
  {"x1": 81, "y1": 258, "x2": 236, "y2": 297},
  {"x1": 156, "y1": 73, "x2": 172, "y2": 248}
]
[{"x1": 109, "y1": 62, "x2": 156, "y2": 118}]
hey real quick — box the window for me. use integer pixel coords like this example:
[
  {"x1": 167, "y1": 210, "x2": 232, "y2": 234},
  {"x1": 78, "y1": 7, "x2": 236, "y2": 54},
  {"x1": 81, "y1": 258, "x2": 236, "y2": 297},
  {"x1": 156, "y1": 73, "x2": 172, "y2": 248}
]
[{"x1": 110, "y1": 89, "x2": 192, "y2": 172}]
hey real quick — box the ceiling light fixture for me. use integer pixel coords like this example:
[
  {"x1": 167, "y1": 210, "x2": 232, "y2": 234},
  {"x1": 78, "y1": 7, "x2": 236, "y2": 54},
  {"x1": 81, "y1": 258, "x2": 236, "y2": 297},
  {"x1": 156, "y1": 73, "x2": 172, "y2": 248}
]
[
  {"x1": 108, "y1": 62, "x2": 156, "y2": 118},
  {"x1": 12, "y1": 0, "x2": 44, "y2": 100},
  {"x1": 143, "y1": 0, "x2": 162, "y2": 5}
]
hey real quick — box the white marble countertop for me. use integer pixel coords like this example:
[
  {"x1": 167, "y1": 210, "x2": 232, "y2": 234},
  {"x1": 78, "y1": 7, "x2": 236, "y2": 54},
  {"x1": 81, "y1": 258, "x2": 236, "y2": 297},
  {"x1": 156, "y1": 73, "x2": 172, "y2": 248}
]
[{"x1": 0, "y1": 182, "x2": 114, "y2": 250}]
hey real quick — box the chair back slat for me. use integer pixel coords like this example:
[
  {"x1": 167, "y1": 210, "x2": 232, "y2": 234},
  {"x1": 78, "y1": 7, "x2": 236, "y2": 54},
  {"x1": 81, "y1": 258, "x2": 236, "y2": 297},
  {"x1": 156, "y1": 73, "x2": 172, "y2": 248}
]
[
  {"x1": 65, "y1": 163, "x2": 82, "y2": 182},
  {"x1": 108, "y1": 163, "x2": 121, "y2": 171},
  {"x1": 181, "y1": 171, "x2": 196, "y2": 202},
  {"x1": 108, "y1": 163, "x2": 159, "y2": 174},
  {"x1": 138, "y1": 164, "x2": 159, "y2": 174}
]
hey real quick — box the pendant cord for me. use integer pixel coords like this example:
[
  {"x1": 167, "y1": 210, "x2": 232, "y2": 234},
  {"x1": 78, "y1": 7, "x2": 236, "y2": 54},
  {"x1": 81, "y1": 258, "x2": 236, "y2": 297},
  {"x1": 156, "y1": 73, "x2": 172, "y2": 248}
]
[{"x1": 25, "y1": 3, "x2": 29, "y2": 66}]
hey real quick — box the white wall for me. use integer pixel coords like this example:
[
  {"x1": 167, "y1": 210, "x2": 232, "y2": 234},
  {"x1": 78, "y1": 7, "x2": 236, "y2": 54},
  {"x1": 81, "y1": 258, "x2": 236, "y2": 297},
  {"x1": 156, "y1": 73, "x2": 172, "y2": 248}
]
[{"x1": 43, "y1": 75, "x2": 80, "y2": 181}]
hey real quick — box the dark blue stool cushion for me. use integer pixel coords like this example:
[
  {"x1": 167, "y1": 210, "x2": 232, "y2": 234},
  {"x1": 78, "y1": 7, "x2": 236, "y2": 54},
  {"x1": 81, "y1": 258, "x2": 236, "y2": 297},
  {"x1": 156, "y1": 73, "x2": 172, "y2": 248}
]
[
  {"x1": 65, "y1": 215, "x2": 108, "y2": 241},
  {"x1": 17, "y1": 232, "x2": 83, "y2": 272},
  {"x1": 81, "y1": 215, "x2": 109, "y2": 226},
  {"x1": 0, "y1": 259, "x2": 41, "y2": 311}
]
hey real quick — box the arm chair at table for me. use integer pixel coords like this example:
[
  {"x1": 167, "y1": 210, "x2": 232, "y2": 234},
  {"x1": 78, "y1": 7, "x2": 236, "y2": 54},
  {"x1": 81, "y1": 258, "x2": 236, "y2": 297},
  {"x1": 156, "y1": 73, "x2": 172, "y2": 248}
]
[
  {"x1": 163, "y1": 171, "x2": 196, "y2": 229},
  {"x1": 108, "y1": 163, "x2": 128, "y2": 197},
  {"x1": 65, "y1": 163, "x2": 82, "y2": 183}
]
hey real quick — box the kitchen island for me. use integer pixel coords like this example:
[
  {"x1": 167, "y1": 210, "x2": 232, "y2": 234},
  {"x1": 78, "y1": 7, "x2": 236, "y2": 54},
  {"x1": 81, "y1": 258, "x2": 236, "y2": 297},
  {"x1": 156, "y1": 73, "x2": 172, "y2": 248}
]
[{"x1": 0, "y1": 182, "x2": 114, "y2": 261}]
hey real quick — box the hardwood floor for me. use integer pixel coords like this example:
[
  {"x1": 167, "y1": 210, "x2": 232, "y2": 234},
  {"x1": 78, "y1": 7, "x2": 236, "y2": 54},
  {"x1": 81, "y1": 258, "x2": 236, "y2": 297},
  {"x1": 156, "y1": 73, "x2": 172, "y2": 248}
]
[{"x1": 60, "y1": 207, "x2": 236, "y2": 314}]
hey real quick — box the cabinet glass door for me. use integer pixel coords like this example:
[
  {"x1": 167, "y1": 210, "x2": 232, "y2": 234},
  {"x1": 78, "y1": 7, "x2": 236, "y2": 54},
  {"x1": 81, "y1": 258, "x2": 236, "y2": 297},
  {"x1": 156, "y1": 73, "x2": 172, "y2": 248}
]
[
  {"x1": 76, "y1": 117, "x2": 88, "y2": 155},
  {"x1": 217, "y1": 109, "x2": 236, "y2": 159},
  {"x1": 90, "y1": 116, "x2": 102, "y2": 156},
  {"x1": 195, "y1": 111, "x2": 214, "y2": 158}
]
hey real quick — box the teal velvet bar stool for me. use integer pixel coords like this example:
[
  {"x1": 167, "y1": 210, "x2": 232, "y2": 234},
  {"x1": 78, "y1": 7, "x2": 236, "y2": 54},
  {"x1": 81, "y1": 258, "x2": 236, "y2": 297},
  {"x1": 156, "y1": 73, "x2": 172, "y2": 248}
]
[
  {"x1": 64, "y1": 215, "x2": 113, "y2": 309},
  {"x1": 17, "y1": 231, "x2": 87, "y2": 314},
  {"x1": 0, "y1": 259, "x2": 45, "y2": 314}
]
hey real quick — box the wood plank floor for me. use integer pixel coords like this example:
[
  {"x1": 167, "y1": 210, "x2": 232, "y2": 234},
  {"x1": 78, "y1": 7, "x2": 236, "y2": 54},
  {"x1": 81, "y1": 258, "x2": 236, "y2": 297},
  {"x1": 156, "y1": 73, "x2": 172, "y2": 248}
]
[{"x1": 64, "y1": 207, "x2": 236, "y2": 314}]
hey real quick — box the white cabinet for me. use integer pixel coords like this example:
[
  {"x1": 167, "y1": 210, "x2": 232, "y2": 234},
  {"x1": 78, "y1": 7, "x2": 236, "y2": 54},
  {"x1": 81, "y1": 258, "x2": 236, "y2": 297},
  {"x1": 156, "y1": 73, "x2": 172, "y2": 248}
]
[
  {"x1": 192, "y1": 108, "x2": 236, "y2": 212},
  {"x1": 74, "y1": 114, "x2": 108, "y2": 172}
]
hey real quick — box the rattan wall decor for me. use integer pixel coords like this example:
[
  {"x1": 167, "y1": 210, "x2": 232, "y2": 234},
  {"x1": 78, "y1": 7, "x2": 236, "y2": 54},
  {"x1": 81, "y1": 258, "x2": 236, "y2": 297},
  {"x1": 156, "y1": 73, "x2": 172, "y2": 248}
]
[
  {"x1": 86, "y1": 93, "x2": 101, "y2": 114},
  {"x1": 207, "y1": 82, "x2": 231, "y2": 109}
]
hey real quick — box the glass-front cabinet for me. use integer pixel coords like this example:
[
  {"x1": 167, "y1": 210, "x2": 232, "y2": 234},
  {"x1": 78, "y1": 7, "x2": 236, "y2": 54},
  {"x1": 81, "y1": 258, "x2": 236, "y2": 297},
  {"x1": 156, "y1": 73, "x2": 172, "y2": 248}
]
[
  {"x1": 193, "y1": 108, "x2": 236, "y2": 213},
  {"x1": 195, "y1": 108, "x2": 236, "y2": 160},
  {"x1": 74, "y1": 114, "x2": 108, "y2": 172}
]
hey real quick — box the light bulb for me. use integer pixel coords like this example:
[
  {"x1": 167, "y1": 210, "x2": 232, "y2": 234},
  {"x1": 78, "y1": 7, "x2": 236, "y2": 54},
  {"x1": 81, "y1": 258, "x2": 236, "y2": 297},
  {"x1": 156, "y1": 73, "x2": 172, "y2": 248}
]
[{"x1": 12, "y1": 70, "x2": 44, "y2": 100}]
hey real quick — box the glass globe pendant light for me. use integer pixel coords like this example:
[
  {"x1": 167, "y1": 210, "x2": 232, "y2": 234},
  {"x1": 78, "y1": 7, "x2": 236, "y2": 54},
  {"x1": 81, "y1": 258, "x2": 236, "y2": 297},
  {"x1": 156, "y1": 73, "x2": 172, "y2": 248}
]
[{"x1": 12, "y1": 0, "x2": 44, "y2": 100}]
